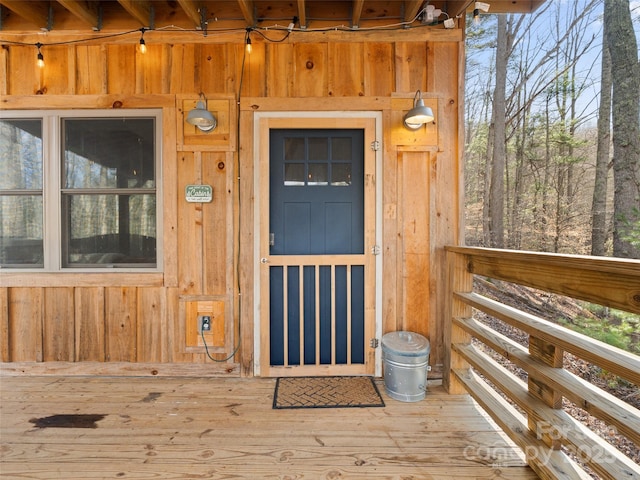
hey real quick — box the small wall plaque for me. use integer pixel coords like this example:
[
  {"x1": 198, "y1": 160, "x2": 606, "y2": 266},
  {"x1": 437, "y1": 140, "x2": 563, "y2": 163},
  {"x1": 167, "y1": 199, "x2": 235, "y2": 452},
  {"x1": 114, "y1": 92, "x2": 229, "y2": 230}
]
[{"x1": 185, "y1": 184, "x2": 213, "y2": 203}]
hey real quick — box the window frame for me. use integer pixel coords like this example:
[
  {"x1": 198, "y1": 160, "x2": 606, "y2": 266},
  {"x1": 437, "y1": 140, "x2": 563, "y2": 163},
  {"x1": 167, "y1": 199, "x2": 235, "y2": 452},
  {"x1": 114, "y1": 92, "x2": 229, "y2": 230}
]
[{"x1": 1, "y1": 109, "x2": 163, "y2": 273}]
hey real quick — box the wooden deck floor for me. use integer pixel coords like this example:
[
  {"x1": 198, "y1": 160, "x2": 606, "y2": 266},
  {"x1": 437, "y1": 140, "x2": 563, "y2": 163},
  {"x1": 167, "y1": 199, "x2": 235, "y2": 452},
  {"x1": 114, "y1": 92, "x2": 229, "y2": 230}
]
[{"x1": 0, "y1": 376, "x2": 540, "y2": 479}]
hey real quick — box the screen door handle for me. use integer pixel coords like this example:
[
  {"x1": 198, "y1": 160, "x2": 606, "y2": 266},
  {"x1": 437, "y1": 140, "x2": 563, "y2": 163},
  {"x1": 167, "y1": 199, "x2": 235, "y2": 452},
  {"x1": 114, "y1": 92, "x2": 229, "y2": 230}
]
[{"x1": 269, "y1": 233, "x2": 275, "y2": 246}]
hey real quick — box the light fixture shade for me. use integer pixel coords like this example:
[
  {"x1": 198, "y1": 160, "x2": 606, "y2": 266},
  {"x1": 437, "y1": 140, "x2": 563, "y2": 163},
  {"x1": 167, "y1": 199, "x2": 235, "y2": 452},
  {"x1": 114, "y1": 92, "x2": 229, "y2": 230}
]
[
  {"x1": 403, "y1": 91, "x2": 434, "y2": 130},
  {"x1": 186, "y1": 99, "x2": 216, "y2": 132}
]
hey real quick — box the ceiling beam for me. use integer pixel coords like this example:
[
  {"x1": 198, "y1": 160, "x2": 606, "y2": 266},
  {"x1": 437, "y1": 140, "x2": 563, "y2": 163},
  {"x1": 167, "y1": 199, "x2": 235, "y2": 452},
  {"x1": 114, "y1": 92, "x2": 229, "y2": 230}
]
[
  {"x1": 352, "y1": 0, "x2": 364, "y2": 27},
  {"x1": 176, "y1": 0, "x2": 203, "y2": 29},
  {"x1": 0, "y1": 0, "x2": 50, "y2": 29},
  {"x1": 236, "y1": 0, "x2": 255, "y2": 27},
  {"x1": 404, "y1": 0, "x2": 424, "y2": 23},
  {"x1": 296, "y1": 0, "x2": 306, "y2": 29},
  {"x1": 117, "y1": 0, "x2": 152, "y2": 27},
  {"x1": 57, "y1": 0, "x2": 100, "y2": 29}
]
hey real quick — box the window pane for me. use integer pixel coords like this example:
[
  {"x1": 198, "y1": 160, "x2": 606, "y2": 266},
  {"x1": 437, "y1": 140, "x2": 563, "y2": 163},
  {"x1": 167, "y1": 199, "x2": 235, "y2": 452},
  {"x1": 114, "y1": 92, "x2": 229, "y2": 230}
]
[
  {"x1": 0, "y1": 195, "x2": 44, "y2": 267},
  {"x1": 64, "y1": 194, "x2": 156, "y2": 267},
  {"x1": 308, "y1": 137, "x2": 328, "y2": 160},
  {"x1": 284, "y1": 163, "x2": 305, "y2": 186},
  {"x1": 0, "y1": 119, "x2": 43, "y2": 190},
  {"x1": 331, "y1": 163, "x2": 352, "y2": 186},
  {"x1": 308, "y1": 163, "x2": 328, "y2": 186},
  {"x1": 63, "y1": 118, "x2": 155, "y2": 189},
  {"x1": 284, "y1": 137, "x2": 305, "y2": 161},
  {"x1": 331, "y1": 137, "x2": 352, "y2": 161}
]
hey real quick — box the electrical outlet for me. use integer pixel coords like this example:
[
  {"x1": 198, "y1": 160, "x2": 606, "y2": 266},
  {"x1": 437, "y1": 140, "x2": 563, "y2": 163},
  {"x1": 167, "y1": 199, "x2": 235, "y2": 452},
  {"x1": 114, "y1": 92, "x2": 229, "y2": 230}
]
[{"x1": 198, "y1": 315, "x2": 212, "y2": 333}]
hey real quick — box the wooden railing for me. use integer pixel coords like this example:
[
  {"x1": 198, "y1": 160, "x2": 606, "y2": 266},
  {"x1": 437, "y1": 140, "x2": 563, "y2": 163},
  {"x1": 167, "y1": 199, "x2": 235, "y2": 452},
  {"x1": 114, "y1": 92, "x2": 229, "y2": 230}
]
[{"x1": 444, "y1": 247, "x2": 640, "y2": 480}]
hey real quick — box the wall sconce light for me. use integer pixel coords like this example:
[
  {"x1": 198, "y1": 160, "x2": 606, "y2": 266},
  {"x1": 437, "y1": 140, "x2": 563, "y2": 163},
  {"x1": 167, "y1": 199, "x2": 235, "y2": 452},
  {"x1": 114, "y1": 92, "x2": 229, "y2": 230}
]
[
  {"x1": 403, "y1": 90, "x2": 434, "y2": 130},
  {"x1": 186, "y1": 93, "x2": 217, "y2": 132}
]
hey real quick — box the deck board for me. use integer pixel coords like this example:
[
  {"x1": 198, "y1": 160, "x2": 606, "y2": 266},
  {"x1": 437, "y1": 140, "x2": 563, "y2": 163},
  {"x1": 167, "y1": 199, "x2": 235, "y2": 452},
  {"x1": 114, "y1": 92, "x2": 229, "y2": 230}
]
[{"x1": 0, "y1": 376, "x2": 539, "y2": 479}]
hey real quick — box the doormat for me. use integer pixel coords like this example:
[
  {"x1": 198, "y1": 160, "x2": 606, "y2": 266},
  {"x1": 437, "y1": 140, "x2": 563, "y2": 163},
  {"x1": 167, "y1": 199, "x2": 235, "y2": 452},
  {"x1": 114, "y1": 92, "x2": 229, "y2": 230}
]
[{"x1": 273, "y1": 376, "x2": 385, "y2": 409}]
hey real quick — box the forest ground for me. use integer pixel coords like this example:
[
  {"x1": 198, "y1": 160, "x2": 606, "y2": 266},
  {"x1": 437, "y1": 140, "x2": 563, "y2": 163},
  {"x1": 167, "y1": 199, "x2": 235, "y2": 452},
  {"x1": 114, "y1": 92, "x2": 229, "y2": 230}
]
[{"x1": 472, "y1": 277, "x2": 639, "y2": 471}]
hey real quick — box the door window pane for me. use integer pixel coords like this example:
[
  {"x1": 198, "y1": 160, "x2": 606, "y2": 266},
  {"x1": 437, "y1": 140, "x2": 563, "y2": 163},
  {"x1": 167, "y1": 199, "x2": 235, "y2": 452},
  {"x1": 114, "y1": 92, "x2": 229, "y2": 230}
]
[
  {"x1": 308, "y1": 163, "x2": 328, "y2": 186},
  {"x1": 308, "y1": 137, "x2": 328, "y2": 160},
  {"x1": 331, "y1": 163, "x2": 352, "y2": 186},
  {"x1": 284, "y1": 163, "x2": 305, "y2": 186},
  {"x1": 284, "y1": 137, "x2": 305, "y2": 161},
  {"x1": 331, "y1": 137, "x2": 352, "y2": 161}
]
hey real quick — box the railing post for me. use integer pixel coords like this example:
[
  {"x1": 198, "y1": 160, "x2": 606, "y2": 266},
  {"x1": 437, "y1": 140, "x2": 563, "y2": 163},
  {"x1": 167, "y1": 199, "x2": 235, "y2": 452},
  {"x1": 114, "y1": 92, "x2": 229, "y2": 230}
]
[
  {"x1": 528, "y1": 336, "x2": 563, "y2": 450},
  {"x1": 444, "y1": 249, "x2": 472, "y2": 394}
]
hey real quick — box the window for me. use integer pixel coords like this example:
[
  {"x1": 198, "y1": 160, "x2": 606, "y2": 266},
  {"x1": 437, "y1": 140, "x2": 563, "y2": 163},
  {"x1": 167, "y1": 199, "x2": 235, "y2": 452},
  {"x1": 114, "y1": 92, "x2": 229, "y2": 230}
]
[{"x1": 0, "y1": 110, "x2": 162, "y2": 271}]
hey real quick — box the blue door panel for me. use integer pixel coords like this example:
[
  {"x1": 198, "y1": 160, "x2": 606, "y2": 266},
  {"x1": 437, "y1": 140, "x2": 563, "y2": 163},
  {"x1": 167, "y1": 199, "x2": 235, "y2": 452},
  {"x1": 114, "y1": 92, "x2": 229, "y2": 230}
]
[{"x1": 269, "y1": 129, "x2": 366, "y2": 367}]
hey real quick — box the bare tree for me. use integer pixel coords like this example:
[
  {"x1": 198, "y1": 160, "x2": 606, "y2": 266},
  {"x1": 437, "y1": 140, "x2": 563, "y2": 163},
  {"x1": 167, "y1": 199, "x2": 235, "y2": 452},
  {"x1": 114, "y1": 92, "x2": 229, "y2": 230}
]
[
  {"x1": 604, "y1": 0, "x2": 640, "y2": 258},
  {"x1": 591, "y1": 20, "x2": 612, "y2": 256}
]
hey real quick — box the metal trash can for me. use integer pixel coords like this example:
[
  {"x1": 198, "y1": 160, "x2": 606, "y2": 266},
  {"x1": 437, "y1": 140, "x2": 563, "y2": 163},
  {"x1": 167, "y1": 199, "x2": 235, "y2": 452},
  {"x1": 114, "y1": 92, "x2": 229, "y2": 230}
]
[{"x1": 382, "y1": 331, "x2": 430, "y2": 402}]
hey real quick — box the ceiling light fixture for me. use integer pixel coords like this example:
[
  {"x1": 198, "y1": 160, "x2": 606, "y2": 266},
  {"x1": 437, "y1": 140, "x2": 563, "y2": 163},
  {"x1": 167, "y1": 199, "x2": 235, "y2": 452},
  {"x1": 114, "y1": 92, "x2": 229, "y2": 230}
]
[
  {"x1": 403, "y1": 90, "x2": 434, "y2": 130},
  {"x1": 186, "y1": 93, "x2": 217, "y2": 132}
]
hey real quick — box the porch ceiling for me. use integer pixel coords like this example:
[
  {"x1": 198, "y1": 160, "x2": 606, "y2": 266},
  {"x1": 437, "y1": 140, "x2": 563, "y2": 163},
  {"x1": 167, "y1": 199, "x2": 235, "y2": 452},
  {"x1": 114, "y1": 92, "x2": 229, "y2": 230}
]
[{"x1": 0, "y1": 1, "x2": 546, "y2": 34}]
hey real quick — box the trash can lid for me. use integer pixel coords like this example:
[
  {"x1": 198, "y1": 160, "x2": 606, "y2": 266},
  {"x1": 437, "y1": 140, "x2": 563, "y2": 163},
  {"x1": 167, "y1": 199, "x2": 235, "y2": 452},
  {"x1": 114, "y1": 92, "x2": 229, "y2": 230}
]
[{"x1": 382, "y1": 331, "x2": 430, "y2": 356}]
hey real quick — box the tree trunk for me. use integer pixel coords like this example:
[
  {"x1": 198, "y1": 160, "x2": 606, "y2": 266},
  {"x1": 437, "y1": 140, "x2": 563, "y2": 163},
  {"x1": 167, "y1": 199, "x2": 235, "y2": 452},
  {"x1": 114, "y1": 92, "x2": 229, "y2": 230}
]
[
  {"x1": 591, "y1": 25, "x2": 612, "y2": 257},
  {"x1": 488, "y1": 14, "x2": 509, "y2": 248},
  {"x1": 605, "y1": 0, "x2": 640, "y2": 259}
]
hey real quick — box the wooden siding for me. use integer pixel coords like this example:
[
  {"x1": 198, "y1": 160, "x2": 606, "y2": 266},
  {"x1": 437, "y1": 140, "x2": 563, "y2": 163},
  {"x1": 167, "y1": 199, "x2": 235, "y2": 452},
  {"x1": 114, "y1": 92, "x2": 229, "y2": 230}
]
[{"x1": 0, "y1": 29, "x2": 463, "y2": 376}]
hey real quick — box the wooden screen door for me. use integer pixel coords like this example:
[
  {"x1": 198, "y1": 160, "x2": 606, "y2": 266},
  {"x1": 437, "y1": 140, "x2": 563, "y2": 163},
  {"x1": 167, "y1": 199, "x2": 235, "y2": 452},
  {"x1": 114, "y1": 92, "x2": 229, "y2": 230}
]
[{"x1": 258, "y1": 117, "x2": 377, "y2": 377}]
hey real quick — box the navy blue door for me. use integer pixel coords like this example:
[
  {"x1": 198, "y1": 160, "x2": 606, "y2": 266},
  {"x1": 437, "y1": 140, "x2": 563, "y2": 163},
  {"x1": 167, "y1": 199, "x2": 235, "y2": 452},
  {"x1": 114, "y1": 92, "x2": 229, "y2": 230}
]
[{"x1": 268, "y1": 129, "x2": 367, "y2": 371}]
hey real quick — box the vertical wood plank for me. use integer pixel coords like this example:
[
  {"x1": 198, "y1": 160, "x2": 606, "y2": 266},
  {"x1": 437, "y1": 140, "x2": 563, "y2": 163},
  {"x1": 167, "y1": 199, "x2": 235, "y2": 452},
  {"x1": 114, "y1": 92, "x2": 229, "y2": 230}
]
[
  {"x1": 202, "y1": 151, "x2": 229, "y2": 295},
  {"x1": 394, "y1": 42, "x2": 428, "y2": 93},
  {"x1": 74, "y1": 287, "x2": 105, "y2": 362},
  {"x1": 8, "y1": 287, "x2": 43, "y2": 362},
  {"x1": 177, "y1": 151, "x2": 204, "y2": 294},
  {"x1": 105, "y1": 287, "x2": 137, "y2": 362},
  {"x1": 167, "y1": 288, "x2": 195, "y2": 363},
  {"x1": 239, "y1": 109, "x2": 255, "y2": 376},
  {"x1": 0, "y1": 45, "x2": 8, "y2": 96},
  {"x1": 162, "y1": 105, "x2": 179, "y2": 287},
  {"x1": 241, "y1": 42, "x2": 266, "y2": 97},
  {"x1": 293, "y1": 43, "x2": 327, "y2": 97},
  {"x1": 8, "y1": 46, "x2": 38, "y2": 94},
  {"x1": 328, "y1": 43, "x2": 364, "y2": 96},
  {"x1": 136, "y1": 287, "x2": 165, "y2": 362},
  {"x1": 399, "y1": 151, "x2": 430, "y2": 337},
  {"x1": 200, "y1": 44, "x2": 234, "y2": 94},
  {"x1": 75, "y1": 45, "x2": 107, "y2": 94},
  {"x1": 43, "y1": 288, "x2": 75, "y2": 362},
  {"x1": 0, "y1": 288, "x2": 9, "y2": 361},
  {"x1": 382, "y1": 111, "x2": 399, "y2": 334},
  {"x1": 107, "y1": 45, "x2": 135, "y2": 95},
  {"x1": 169, "y1": 44, "x2": 197, "y2": 94},
  {"x1": 136, "y1": 44, "x2": 167, "y2": 94},
  {"x1": 266, "y1": 43, "x2": 294, "y2": 97},
  {"x1": 429, "y1": 41, "x2": 460, "y2": 371},
  {"x1": 364, "y1": 43, "x2": 395, "y2": 96}
]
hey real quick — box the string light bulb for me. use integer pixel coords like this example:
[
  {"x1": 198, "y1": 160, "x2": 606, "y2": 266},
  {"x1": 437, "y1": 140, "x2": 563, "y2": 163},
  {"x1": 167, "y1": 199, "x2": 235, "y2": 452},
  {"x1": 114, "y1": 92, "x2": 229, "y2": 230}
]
[
  {"x1": 139, "y1": 28, "x2": 147, "y2": 54},
  {"x1": 245, "y1": 28, "x2": 252, "y2": 54},
  {"x1": 36, "y1": 43, "x2": 44, "y2": 68},
  {"x1": 473, "y1": 2, "x2": 490, "y2": 25}
]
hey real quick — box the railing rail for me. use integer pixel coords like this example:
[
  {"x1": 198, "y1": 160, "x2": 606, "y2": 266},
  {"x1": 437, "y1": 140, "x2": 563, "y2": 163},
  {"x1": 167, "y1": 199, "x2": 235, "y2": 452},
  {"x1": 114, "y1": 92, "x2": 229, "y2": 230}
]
[{"x1": 444, "y1": 247, "x2": 640, "y2": 480}]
